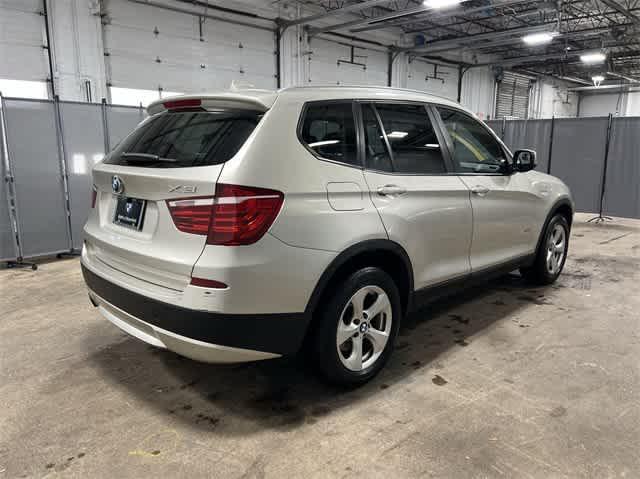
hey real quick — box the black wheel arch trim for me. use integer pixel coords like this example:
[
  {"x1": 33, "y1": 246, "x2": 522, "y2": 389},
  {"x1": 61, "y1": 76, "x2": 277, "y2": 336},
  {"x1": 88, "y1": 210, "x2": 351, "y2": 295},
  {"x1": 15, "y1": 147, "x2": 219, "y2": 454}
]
[
  {"x1": 304, "y1": 239, "x2": 414, "y2": 316},
  {"x1": 533, "y1": 198, "x2": 574, "y2": 260}
]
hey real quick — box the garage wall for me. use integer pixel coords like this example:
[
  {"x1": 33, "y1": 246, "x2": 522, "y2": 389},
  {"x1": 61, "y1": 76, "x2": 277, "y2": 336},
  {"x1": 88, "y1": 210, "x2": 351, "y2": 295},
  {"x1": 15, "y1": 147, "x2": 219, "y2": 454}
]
[
  {"x1": 530, "y1": 79, "x2": 579, "y2": 118},
  {"x1": 460, "y1": 66, "x2": 495, "y2": 120},
  {"x1": 103, "y1": 0, "x2": 277, "y2": 94},
  {"x1": 579, "y1": 91, "x2": 640, "y2": 117},
  {"x1": 405, "y1": 59, "x2": 458, "y2": 101},
  {"x1": 0, "y1": 0, "x2": 47, "y2": 82},
  {"x1": 306, "y1": 37, "x2": 388, "y2": 86}
]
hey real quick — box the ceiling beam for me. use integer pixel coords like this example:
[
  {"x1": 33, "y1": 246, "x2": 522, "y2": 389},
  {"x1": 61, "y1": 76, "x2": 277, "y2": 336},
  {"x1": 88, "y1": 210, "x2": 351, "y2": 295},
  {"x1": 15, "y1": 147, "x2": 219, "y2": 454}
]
[
  {"x1": 597, "y1": 0, "x2": 640, "y2": 25},
  {"x1": 607, "y1": 71, "x2": 640, "y2": 82},
  {"x1": 279, "y1": 0, "x2": 392, "y2": 28},
  {"x1": 413, "y1": 25, "x2": 609, "y2": 55},
  {"x1": 350, "y1": 0, "x2": 535, "y2": 33},
  {"x1": 400, "y1": 23, "x2": 554, "y2": 53}
]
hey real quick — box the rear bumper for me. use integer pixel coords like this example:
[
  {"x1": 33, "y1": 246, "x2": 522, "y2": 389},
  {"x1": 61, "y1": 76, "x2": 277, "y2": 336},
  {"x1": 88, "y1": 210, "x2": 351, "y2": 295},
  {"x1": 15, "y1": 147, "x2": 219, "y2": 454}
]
[{"x1": 81, "y1": 264, "x2": 310, "y2": 361}]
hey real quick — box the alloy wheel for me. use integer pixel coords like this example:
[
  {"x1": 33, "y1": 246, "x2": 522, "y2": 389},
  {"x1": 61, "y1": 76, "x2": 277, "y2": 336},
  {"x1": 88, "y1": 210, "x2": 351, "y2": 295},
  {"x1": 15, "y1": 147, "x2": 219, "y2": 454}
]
[{"x1": 336, "y1": 285, "x2": 392, "y2": 372}]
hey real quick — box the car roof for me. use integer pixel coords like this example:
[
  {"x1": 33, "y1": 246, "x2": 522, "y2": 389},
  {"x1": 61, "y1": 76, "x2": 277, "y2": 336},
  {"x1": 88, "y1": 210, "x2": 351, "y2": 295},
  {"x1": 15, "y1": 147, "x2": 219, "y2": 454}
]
[{"x1": 148, "y1": 85, "x2": 473, "y2": 117}]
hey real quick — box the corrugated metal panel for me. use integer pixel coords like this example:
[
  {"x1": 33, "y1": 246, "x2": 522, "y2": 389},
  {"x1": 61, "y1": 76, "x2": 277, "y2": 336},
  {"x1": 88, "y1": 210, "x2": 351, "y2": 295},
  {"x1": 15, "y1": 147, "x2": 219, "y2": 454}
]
[
  {"x1": 496, "y1": 71, "x2": 532, "y2": 119},
  {"x1": 460, "y1": 66, "x2": 495, "y2": 121},
  {"x1": 0, "y1": 1, "x2": 47, "y2": 81},
  {"x1": 307, "y1": 38, "x2": 387, "y2": 86},
  {"x1": 405, "y1": 59, "x2": 457, "y2": 100},
  {"x1": 104, "y1": 0, "x2": 276, "y2": 93}
]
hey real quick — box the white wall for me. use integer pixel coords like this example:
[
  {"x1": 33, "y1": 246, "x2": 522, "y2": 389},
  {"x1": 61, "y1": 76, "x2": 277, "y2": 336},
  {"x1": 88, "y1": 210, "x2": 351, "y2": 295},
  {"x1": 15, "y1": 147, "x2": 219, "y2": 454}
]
[
  {"x1": 530, "y1": 78, "x2": 578, "y2": 118},
  {"x1": 579, "y1": 90, "x2": 640, "y2": 117}
]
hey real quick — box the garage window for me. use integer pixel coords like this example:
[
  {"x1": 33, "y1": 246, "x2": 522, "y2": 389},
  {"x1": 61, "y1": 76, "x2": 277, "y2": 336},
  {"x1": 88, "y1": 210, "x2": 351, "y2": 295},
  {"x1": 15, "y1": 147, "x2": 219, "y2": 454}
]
[{"x1": 299, "y1": 102, "x2": 359, "y2": 166}]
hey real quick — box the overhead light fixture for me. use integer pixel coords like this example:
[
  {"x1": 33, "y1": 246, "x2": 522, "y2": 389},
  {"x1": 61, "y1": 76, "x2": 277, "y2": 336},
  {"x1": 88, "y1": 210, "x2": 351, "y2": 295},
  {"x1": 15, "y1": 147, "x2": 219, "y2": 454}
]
[
  {"x1": 522, "y1": 32, "x2": 557, "y2": 45},
  {"x1": 423, "y1": 0, "x2": 462, "y2": 9},
  {"x1": 580, "y1": 52, "x2": 606, "y2": 64},
  {"x1": 592, "y1": 75, "x2": 605, "y2": 87}
]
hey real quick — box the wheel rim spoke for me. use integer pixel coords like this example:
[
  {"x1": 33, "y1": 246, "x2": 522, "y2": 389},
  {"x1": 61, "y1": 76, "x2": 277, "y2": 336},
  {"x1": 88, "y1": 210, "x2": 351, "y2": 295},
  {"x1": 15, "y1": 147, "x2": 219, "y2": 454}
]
[
  {"x1": 344, "y1": 334, "x2": 363, "y2": 371},
  {"x1": 337, "y1": 321, "x2": 357, "y2": 346},
  {"x1": 366, "y1": 328, "x2": 389, "y2": 353},
  {"x1": 350, "y1": 288, "x2": 368, "y2": 318},
  {"x1": 364, "y1": 292, "x2": 389, "y2": 320}
]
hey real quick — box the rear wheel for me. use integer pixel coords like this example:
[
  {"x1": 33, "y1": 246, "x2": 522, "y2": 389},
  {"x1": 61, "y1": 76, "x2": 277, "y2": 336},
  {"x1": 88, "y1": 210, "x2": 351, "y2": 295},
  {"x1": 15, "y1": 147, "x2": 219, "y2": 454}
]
[
  {"x1": 312, "y1": 267, "x2": 401, "y2": 386},
  {"x1": 521, "y1": 214, "x2": 569, "y2": 285}
]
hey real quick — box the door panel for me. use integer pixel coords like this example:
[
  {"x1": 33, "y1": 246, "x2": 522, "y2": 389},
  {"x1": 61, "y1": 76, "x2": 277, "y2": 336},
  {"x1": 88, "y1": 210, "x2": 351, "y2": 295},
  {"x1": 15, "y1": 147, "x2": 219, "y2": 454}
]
[
  {"x1": 365, "y1": 172, "x2": 473, "y2": 288},
  {"x1": 458, "y1": 173, "x2": 543, "y2": 270},
  {"x1": 434, "y1": 107, "x2": 543, "y2": 271},
  {"x1": 360, "y1": 102, "x2": 472, "y2": 289}
]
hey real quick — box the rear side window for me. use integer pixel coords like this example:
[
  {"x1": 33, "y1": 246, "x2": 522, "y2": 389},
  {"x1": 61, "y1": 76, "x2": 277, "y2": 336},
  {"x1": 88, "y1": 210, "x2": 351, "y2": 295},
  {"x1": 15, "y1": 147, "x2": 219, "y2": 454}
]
[
  {"x1": 374, "y1": 103, "x2": 446, "y2": 174},
  {"x1": 105, "y1": 110, "x2": 260, "y2": 168},
  {"x1": 299, "y1": 103, "x2": 359, "y2": 166}
]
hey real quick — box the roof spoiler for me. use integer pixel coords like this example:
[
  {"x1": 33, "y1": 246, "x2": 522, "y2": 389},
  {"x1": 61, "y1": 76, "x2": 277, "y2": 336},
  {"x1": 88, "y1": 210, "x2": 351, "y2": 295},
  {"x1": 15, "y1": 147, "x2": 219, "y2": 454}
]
[{"x1": 147, "y1": 91, "x2": 277, "y2": 116}]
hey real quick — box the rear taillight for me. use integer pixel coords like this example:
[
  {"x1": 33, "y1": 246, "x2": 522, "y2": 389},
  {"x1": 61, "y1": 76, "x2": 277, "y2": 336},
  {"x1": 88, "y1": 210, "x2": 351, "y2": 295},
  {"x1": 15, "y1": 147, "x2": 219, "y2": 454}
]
[
  {"x1": 166, "y1": 184, "x2": 284, "y2": 246},
  {"x1": 91, "y1": 187, "x2": 97, "y2": 208}
]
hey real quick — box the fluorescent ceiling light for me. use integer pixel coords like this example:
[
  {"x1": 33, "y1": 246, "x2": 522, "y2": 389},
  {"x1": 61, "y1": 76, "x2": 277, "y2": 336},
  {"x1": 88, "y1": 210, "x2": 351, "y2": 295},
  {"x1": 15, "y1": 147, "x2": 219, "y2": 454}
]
[
  {"x1": 423, "y1": 0, "x2": 462, "y2": 9},
  {"x1": 580, "y1": 52, "x2": 606, "y2": 64},
  {"x1": 388, "y1": 131, "x2": 409, "y2": 139},
  {"x1": 522, "y1": 32, "x2": 556, "y2": 45}
]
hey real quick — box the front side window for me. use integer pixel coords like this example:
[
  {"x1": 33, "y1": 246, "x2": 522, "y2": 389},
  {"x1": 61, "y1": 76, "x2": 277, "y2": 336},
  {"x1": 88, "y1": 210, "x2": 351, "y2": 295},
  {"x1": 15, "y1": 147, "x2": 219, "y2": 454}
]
[
  {"x1": 436, "y1": 107, "x2": 507, "y2": 173},
  {"x1": 300, "y1": 102, "x2": 358, "y2": 166},
  {"x1": 374, "y1": 103, "x2": 446, "y2": 174}
]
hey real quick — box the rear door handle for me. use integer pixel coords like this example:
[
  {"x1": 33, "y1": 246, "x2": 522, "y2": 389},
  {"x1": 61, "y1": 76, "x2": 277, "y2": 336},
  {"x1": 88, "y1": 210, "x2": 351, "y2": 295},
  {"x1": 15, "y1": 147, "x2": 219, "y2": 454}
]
[
  {"x1": 377, "y1": 185, "x2": 406, "y2": 196},
  {"x1": 471, "y1": 185, "x2": 490, "y2": 196}
]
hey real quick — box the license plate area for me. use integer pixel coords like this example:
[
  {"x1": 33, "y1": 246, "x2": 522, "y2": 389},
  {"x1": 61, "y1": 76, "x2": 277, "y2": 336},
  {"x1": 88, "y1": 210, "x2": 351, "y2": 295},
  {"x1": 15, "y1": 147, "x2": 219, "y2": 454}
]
[{"x1": 113, "y1": 196, "x2": 147, "y2": 230}]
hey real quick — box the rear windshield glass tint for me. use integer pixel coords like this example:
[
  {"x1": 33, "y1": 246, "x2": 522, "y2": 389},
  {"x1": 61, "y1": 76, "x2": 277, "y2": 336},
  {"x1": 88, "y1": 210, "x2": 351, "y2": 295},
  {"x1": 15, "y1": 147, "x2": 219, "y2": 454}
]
[{"x1": 105, "y1": 110, "x2": 261, "y2": 167}]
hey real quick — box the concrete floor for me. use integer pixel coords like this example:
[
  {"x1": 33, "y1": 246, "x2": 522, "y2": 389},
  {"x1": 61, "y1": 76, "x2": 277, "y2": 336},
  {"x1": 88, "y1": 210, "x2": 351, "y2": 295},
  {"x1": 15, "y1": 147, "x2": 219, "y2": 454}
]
[{"x1": 1, "y1": 213, "x2": 639, "y2": 478}]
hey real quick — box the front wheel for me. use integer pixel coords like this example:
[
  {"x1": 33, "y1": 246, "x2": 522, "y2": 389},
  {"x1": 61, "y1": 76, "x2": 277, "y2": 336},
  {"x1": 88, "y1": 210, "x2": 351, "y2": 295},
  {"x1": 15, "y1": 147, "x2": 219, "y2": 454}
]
[
  {"x1": 312, "y1": 267, "x2": 401, "y2": 386},
  {"x1": 521, "y1": 214, "x2": 569, "y2": 285}
]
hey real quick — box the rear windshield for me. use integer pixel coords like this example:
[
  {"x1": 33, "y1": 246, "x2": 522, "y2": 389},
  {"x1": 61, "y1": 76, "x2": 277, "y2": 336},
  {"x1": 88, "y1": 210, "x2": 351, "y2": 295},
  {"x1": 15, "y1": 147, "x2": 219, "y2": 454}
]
[{"x1": 105, "y1": 110, "x2": 261, "y2": 168}]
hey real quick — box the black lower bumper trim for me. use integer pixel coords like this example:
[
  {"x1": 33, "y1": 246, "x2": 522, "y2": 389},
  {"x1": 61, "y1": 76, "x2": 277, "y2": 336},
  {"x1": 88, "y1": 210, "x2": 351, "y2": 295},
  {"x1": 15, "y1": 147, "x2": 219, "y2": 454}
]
[{"x1": 81, "y1": 264, "x2": 309, "y2": 355}]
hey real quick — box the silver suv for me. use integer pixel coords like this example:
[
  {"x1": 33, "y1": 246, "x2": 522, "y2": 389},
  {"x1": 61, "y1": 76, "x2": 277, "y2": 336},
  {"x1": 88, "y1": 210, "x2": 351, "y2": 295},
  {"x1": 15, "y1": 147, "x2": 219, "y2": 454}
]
[{"x1": 81, "y1": 86, "x2": 573, "y2": 385}]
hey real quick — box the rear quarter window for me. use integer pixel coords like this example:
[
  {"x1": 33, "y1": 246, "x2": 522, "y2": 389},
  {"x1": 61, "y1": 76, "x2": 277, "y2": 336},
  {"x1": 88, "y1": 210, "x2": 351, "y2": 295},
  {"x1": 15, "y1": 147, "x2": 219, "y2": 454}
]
[
  {"x1": 299, "y1": 102, "x2": 359, "y2": 167},
  {"x1": 105, "y1": 110, "x2": 261, "y2": 168}
]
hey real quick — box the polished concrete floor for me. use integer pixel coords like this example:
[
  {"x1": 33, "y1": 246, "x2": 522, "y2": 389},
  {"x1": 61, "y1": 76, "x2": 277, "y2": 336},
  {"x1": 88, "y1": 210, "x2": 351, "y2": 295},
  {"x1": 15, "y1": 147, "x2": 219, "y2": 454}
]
[{"x1": 1, "y1": 214, "x2": 639, "y2": 478}]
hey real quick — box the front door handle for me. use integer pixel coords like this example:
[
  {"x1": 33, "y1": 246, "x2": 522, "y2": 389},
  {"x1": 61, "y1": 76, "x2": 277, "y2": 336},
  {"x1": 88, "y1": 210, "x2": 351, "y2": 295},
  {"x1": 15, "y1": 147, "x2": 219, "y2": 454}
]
[
  {"x1": 377, "y1": 185, "x2": 406, "y2": 196},
  {"x1": 471, "y1": 185, "x2": 490, "y2": 196}
]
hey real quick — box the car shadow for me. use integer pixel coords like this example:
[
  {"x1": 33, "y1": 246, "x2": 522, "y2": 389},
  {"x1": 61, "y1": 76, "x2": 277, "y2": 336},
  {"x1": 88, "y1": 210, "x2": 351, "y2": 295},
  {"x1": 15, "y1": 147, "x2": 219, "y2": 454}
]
[{"x1": 86, "y1": 273, "x2": 551, "y2": 436}]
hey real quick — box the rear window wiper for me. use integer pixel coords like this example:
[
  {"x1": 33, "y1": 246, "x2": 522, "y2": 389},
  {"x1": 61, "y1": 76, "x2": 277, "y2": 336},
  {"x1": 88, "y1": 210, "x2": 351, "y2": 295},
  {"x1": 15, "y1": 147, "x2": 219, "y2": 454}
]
[{"x1": 120, "y1": 152, "x2": 178, "y2": 163}]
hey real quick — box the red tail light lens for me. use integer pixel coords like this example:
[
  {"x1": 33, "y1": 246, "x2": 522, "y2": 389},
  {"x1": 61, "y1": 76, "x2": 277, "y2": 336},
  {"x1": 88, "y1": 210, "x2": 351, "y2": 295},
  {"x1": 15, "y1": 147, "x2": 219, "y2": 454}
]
[
  {"x1": 166, "y1": 184, "x2": 284, "y2": 246},
  {"x1": 91, "y1": 187, "x2": 97, "y2": 208},
  {"x1": 190, "y1": 277, "x2": 228, "y2": 289},
  {"x1": 166, "y1": 197, "x2": 215, "y2": 235}
]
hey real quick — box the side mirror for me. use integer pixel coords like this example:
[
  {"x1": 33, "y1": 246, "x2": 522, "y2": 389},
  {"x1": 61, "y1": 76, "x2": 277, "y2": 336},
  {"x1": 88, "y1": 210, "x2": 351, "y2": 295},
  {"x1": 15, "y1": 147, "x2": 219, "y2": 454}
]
[{"x1": 513, "y1": 149, "x2": 536, "y2": 172}]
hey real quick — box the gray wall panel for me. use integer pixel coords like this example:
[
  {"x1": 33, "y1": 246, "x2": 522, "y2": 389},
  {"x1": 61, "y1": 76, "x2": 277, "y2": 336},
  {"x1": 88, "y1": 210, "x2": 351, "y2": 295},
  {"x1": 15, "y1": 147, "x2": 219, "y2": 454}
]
[
  {"x1": 550, "y1": 117, "x2": 608, "y2": 214},
  {"x1": 106, "y1": 105, "x2": 145, "y2": 150},
  {"x1": 485, "y1": 120, "x2": 503, "y2": 138},
  {"x1": 61, "y1": 102, "x2": 105, "y2": 250},
  {"x1": 603, "y1": 117, "x2": 640, "y2": 219},
  {"x1": 502, "y1": 119, "x2": 552, "y2": 173},
  {"x1": 3, "y1": 99, "x2": 70, "y2": 257},
  {"x1": 0, "y1": 111, "x2": 17, "y2": 261}
]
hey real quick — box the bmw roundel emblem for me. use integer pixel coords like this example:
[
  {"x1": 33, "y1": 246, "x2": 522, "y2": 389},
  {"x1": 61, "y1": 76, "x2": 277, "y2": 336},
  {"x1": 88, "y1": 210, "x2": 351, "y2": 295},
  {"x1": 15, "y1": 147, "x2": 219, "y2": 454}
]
[{"x1": 112, "y1": 175, "x2": 124, "y2": 195}]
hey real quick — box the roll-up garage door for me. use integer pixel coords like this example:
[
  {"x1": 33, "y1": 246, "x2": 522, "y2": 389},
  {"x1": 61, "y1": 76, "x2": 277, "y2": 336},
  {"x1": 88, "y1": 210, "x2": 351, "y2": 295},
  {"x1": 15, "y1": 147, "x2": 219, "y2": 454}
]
[
  {"x1": 103, "y1": 0, "x2": 277, "y2": 94},
  {"x1": 495, "y1": 71, "x2": 532, "y2": 119},
  {"x1": 0, "y1": 1, "x2": 47, "y2": 82}
]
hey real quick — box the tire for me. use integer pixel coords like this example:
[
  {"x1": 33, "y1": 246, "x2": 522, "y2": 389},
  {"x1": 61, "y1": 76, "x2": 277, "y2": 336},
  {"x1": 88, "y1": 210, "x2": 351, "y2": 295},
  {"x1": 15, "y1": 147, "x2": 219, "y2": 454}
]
[
  {"x1": 311, "y1": 267, "x2": 402, "y2": 387},
  {"x1": 520, "y1": 214, "x2": 569, "y2": 285}
]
